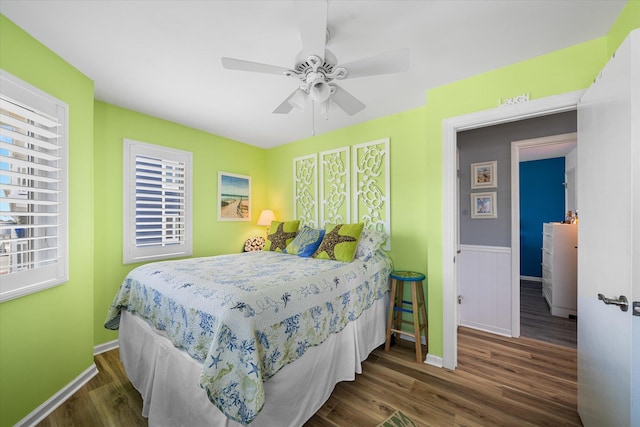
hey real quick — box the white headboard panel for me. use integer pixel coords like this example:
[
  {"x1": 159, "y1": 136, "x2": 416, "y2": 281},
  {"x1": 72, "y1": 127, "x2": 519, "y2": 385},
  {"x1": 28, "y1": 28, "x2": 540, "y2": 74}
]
[
  {"x1": 293, "y1": 138, "x2": 390, "y2": 250},
  {"x1": 293, "y1": 154, "x2": 318, "y2": 228}
]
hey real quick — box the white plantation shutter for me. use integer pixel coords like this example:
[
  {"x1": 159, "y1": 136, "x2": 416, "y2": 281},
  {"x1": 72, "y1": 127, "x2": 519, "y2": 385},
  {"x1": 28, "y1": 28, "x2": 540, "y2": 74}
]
[
  {"x1": 123, "y1": 139, "x2": 192, "y2": 263},
  {"x1": 0, "y1": 70, "x2": 68, "y2": 302},
  {"x1": 134, "y1": 155, "x2": 185, "y2": 247}
]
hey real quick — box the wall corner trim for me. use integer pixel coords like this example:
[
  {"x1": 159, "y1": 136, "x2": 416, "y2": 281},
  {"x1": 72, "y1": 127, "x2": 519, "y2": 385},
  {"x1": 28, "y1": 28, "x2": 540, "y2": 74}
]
[
  {"x1": 425, "y1": 354, "x2": 443, "y2": 368},
  {"x1": 14, "y1": 363, "x2": 98, "y2": 427}
]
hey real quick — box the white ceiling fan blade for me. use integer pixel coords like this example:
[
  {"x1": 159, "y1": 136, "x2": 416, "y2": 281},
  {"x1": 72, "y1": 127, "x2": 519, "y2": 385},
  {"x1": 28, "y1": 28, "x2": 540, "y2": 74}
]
[
  {"x1": 339, "y1": 48, "x2": 410, "y2": 79},
  {"x1": 273, "y1": 96, "x2": 294, "y2": 114},
  {"x1": 331, "y1": 84, "x2": 365, "y2": 116},
  {"x1": 273, "y1": 88, "x2": 307, "y2": 114},
  {"x1": 294, "y1": 0, "x2": 327, "y2": 61},
  {"x1": 221, "y1": 57, "x2": 290, "y2": 76}
]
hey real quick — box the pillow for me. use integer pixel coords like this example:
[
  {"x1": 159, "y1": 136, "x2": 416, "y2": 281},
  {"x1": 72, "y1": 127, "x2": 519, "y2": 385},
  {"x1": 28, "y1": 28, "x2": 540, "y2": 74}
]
[
  {"x1": 244, "y1": 236, "x2": 265, "y2": 252},
  {"x1": 312, "y1": 223, "x2": 364, "y2": 262},
  {"x1": 355, "y1": 228, "x2": 387, "y2": 261},
  {"x1": 264, "y1": 220, "x2": 300, "y2": 252},
  {"x1": 284, "y1": 226, "x2": 325, "y2": 257}
]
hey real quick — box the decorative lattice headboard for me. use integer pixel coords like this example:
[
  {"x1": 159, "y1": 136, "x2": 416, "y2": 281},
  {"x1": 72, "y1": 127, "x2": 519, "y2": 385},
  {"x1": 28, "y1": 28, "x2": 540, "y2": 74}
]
[{"x1": 293, "y1": 138, "x2": 390, "y2": 250}]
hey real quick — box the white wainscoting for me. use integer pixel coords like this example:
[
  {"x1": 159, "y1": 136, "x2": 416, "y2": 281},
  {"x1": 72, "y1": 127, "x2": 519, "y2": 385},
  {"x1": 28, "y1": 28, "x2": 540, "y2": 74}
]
[{"x1": 458, "y1": 245, "x2": 512, "y2": 337}]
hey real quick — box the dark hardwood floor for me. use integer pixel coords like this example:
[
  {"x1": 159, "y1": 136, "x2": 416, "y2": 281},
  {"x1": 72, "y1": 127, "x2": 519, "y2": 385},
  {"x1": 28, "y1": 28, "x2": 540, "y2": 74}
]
[
  {"x1": 37, "y1": 325, "x2": 580, "y2": 427},
  {"x1": 520, "y1": 279, "x2": 577, "y2": 348}
]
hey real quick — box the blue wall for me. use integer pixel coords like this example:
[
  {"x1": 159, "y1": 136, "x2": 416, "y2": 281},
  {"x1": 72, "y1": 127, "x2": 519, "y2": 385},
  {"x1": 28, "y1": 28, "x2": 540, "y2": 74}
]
[{"x1": 520, "y1": 157, "x2": 566, "y2": 278}]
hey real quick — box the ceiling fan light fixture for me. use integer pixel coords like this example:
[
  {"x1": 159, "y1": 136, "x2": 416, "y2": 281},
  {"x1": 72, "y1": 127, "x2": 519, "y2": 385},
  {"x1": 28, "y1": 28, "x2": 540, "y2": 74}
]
[{"x1": 308, "y1": 72, "x2": 331, "y2": 102}]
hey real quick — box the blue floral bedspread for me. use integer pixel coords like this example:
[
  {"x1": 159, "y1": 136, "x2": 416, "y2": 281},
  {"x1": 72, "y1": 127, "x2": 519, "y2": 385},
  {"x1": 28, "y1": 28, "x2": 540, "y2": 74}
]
[{"x1": 104, "y1": 250, "x2": 392, "y2": 425}]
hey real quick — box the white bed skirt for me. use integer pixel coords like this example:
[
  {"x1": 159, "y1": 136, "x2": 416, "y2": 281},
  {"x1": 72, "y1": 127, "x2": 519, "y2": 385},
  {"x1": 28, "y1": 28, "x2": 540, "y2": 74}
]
[{"x1": 119, "y1": 293, "x2": 389, "y2": 427}]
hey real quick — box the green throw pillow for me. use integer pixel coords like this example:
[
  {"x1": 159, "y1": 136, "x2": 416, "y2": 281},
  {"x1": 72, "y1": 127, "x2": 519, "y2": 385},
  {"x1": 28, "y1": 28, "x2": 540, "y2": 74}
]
[
  {"x1": 312, "y1": 223, "x2": 364, "y2": 262},
  {"x1": 264, "y1": 220, "x2": 300, "y2": 252}
]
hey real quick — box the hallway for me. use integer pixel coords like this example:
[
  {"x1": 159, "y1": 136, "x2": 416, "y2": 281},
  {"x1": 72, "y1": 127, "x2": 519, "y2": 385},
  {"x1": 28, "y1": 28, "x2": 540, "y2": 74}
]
[{"x1": 520, "y1": 279, "x2": 577, "y2": 348}]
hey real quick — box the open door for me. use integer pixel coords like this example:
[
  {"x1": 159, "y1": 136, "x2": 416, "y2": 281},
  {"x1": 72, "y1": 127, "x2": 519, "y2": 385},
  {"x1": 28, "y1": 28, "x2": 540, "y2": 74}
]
[{"x1": 576, "y1": 29, "x2": 639, "y2": 426}]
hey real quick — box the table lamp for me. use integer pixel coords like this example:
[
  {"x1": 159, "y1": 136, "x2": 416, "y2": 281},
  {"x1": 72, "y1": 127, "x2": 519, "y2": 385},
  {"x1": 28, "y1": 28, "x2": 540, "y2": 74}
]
[{"x1": 257, "y1": 209, "x2": 276, "y2": 237}]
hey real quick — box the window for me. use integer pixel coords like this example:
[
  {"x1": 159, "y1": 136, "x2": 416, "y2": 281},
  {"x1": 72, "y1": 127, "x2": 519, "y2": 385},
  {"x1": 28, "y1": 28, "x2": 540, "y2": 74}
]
[
  {"x1": 0, "y1": 70, "x2": 68, "y2": 303},
  {"x1": 123, "y1": 139, "x2": 192, "y2": 264}
]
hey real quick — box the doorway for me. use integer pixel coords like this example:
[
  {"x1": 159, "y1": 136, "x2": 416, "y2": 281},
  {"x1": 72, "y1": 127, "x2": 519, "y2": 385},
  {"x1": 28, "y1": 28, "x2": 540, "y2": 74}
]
[
  {"x1": 442, "y1": 90, "x2": 584, "y2": 370},
  {"x1": 456, "y1": 116, "x2": 577, "y2": 344}
]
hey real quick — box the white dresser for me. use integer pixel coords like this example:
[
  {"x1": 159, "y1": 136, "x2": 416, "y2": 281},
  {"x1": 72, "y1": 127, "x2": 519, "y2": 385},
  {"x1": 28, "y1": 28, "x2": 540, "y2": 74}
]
[{"x1": 541, "y1": 223, "x2": 578, "y2": 317}]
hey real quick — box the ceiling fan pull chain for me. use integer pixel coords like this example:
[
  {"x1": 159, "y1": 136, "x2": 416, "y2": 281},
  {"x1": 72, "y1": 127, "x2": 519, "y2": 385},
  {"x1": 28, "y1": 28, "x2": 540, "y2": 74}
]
[{"x1": 312, "y1": 101, "x2": 316, "y2": 136}]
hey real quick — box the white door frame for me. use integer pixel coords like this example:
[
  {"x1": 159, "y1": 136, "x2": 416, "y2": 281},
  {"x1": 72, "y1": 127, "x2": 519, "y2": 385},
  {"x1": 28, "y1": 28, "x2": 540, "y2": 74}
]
[{"x1": 442, "y1": 90, "x2": 584, "y2": 370}]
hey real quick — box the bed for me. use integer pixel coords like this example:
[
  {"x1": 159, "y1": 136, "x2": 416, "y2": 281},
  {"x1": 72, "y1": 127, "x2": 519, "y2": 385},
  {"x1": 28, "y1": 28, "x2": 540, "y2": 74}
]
[{"x1": 105, "y1": 245, "x2": 393, "y2": 426}]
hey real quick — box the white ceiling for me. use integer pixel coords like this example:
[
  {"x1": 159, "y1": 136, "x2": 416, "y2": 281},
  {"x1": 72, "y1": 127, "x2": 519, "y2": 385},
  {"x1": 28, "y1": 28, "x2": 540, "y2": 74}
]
[{"x1": 0, "y1": 1, "x2": 626, "y2": 149}]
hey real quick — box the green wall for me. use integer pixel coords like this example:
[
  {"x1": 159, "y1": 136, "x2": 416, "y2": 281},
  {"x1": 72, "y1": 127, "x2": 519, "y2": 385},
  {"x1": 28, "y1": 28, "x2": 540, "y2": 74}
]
[
  {"x1": 0, "y1": 15, "x2": 95, "y2": 427},
  {"x1": 607, "y1": 1, "x2": 640, "y2": 55},
  {"x1": 93, "y1": 102, "x2": 268, "y2": 345}
]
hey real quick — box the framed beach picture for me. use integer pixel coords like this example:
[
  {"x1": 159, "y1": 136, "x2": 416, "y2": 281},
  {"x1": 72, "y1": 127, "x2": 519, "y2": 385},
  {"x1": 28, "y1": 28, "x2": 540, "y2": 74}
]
[
  {"x1": 471, "y1": 192, "x2": 497, "y2": 219},
  {"x1": 218, "y1": 172, "x2": 251, "y2": 221},
  {"x1": 471, "y1": 160, "x2": 497, "y2": 189}
]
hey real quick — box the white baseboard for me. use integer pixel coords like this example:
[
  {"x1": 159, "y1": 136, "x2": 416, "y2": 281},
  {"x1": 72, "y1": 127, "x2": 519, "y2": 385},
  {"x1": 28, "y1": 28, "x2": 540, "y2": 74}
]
[
  {"x1": 461, "y1": 322, "x2": 512, "y2": 338},
  {"x1": 521, "y1": 275, "x2": 542, "y2": 282},
  {"x1": 14, "y1": 340, "x2": 119, "y2": 426},
  {"x1": 15, "y1": 363, "x2": 98, "y2": 427},
  {"x1": 425, "y1": 353, "x2": 443, "y2": 368},
  {"x1": 94, "y1": 339, "x2": 119, "y2": 355}
]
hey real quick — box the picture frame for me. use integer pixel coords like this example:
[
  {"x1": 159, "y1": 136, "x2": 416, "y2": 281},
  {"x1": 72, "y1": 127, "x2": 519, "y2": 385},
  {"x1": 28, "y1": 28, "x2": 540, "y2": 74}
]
[
  {"x1": 218, "y1": 172, "x2": 251, "y2": 221},
  {"x1": 471, "y1": 192, "x2": 497, "y2": 219},
  {"x1": 471, "y1": 160, "x2": 497, "y2": 189}
]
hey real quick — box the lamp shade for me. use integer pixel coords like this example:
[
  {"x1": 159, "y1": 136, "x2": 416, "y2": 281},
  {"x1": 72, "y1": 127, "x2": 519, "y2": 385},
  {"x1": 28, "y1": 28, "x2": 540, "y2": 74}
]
[{"x1": 257, "y1": 209, "x2": 276, "y2": 226}]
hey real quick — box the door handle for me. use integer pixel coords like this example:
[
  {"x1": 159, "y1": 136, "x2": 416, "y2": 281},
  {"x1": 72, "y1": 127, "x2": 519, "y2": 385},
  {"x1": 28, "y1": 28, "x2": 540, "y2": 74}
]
[{"x1": 598, "y1": 294, "x2": 629, "y2": 312}]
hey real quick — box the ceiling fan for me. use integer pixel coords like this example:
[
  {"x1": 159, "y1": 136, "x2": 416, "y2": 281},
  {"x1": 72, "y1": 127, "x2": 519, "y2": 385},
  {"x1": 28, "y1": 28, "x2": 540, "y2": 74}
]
[{"x1": 221, "y1": 0, "x2": 409, "y2": 117}]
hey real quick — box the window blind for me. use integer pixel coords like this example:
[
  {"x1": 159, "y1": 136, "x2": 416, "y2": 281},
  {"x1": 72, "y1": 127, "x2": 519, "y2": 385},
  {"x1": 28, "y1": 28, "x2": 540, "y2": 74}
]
[
  {"x1": 0, "y1": 89, "x2": 67, "y2": 300},
  {"x1": 123, "y1": 139, "x2": 192, "y2": 264},
  {"x1": 135, "y1": 154, "x2": 186, "y2": 248}
]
